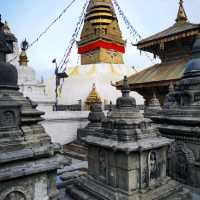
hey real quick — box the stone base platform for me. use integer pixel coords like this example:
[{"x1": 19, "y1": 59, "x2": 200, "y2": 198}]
[{"x1": 65, "y1": 176, "x2": 191, "y2": 200}]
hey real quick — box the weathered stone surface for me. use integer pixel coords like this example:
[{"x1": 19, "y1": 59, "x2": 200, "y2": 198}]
[
  {"x1": 144, "y1": 92, "x2": 161, "y2": 118},
  {"x1": 65, "y1": 76, "x2": 189, "y2": 200},
  {"x1": 0, "y1": 16, "x2": 70, "y2": 200},
  {"x1": 151, "y1": 35, "x2": 200, "y2": 188},
  {"x1": 77, "y1": 102, "x2": 105, "y2": 143}
]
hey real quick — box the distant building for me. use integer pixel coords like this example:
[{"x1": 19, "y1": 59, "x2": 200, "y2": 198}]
[{"x1": 17, "y1": 40, "x2": 55, "y2": 112}]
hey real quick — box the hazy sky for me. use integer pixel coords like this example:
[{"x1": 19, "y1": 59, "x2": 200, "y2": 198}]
[{"x1": 1, "y1": 0, "x2": 199, "y2": 78}]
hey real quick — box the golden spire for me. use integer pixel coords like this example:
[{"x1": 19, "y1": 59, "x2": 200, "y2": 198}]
[
  {"x1": 19, "y1": 39, "x2": 29, "y2": 66},
  {"x1": 176, "y1": 0, "x2": 188, "y2": 23},
  {"x1": 86, "y1": 0, "x2": 116, "y2": 25},
  {"x1": 78, "y1": 0, "x2": 125, "y2": 65},
  {"x1": 85, "y1": 83, "x2": 102, "y2": 110}
]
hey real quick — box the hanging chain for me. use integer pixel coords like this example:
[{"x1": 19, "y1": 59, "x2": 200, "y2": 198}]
[
  {"x1": 112, "y1": 0, "x2": 155, "y2": 64},
  {"x1": 58, "y1": 0, "x2": 90, "y2": 72},
  {"x1": 8, "y1": 0, "x2": 77, "y2": 63},
  {"x1": 56, "y1": 0, "x2": 90, "y2": 97}
]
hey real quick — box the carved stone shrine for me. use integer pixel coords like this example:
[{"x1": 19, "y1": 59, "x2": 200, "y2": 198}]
[
  {"x1": 151, "y1": 35, "x2": 200, "y2": 188},
  {"x1": 65, "y1": 76, "x2": 190, "y2": 200},
  {"x1": 0, "y1": 16, "x2": 65, "y2": 200}
]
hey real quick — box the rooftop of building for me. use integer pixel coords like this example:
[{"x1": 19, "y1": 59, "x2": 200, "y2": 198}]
[
  {"x1": 116, "y1": 58, "x2": 187, "y2": 88},
  {"x1": 137, "y1": 0, "x2": 200, "y2": 50},
  {"x1": 116, "y1": 0, "x2": 199, "y2": 89}
]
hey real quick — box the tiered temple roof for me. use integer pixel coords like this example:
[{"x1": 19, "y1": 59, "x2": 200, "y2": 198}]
[{"x1": 116, "y1": 0, "x2": 200, "y2": 105}]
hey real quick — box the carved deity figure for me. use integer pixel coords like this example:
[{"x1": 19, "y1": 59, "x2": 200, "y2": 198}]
[
  {"x1": 149, "y1": 152, "x2": 157, "y2": 180},
  {"x1": 4, "y1": 191, "x2": 26, "y2": 200},
  {"x1": 163, "y1": 83, "x2": 177, "y2": 109},
  {"x1": 148, "y1": 151, "x2": 160, "y2": 185},
  {"x1": 4, "y1": 111, "x2": 15, "y2": 126},
  {"x1": 176, "y1": 151, "x2": 188, "y2": 180},
  {"x1": 99, "y1": 149, "x2": 107, "y2": 179}
]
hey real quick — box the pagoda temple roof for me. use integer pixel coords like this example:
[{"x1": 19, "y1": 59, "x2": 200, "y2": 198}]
[
  {"x1": 116, "y1": 59, "x2": 187, "y2": 88},
  {"x1": 137, "y1": 0, "x2": 200, "y2": 50},
  {"x1": 137, "y1": 22, "x2": 200, "y2": 49}
]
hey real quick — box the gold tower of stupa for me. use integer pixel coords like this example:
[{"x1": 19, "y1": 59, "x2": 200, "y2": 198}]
[
  {"x1": 45, "y1": 0, "x2": 140, "y2": 108},
  {"x1": 77, "y1": 0, "x2": 125, "y2": 65},
  {"x1": 85, "y1": 83, "x2": 102, "y2": 110}
]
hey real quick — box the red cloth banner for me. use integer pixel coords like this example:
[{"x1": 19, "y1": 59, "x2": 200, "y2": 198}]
[{"x1": 78, "y1": 40, "x2": 125, "y2": 54}]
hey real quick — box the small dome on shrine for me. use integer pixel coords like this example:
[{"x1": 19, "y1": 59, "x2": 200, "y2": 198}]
[
  {"x1": 192, "y1": 35, "x2": 200, "y2": 55},
  {"x1": 184, "y1": 59, "x2": 200, "y2": 76},
  {"x1": 0, "y1": 17, "x2": 18, "y2": 88},
  {"x1": 184, "y1": 35, "x2": 200, "y2": 77},
  {"x1": 0, "y1": 62, "x2": 18, "y2": 88}
]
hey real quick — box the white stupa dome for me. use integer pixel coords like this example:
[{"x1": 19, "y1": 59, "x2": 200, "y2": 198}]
[
  {"x1": 17, "y1": 64, "x2": 36, "y2": 84},
  {"x1": 45, "y1": 63, "x2": 144, "y2": 108}
]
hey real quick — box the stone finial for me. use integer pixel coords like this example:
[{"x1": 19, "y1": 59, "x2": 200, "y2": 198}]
[
  {"x1": 21, "y1": 39, "x2": 29, "y2": 51},
  {"x1": 116, "y1": 76, "x2": 136, "y2": 108},
  {"x1": 176, "y1": 0, "x2": 188, "y2": 23},
  {"x1": 121, "y1": 76, "x2": 130, "y2": 97},
  {"x1": 88, "y1": 102, "x2": 105, "y2": 124}
]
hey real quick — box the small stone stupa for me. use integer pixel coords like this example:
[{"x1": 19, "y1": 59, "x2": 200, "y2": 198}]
[
  {"x1": 0, "y1": 16, "x2": 66, "y2": 199},
  {"x1": 144, "y1": 92, "x2": 161, "y2": 118},
  {"x1": 151, "y1": 34, "x2": 200, "y2": 187},
  {"x1": 77, "y1": 102, "x2": 105, "y2": 142},
  {"x1": 17, "y1": 39, "x2": 55, "y2": 113},
  {"x1": 65, "y1": 77, "x2": 190, "y2": 200}
]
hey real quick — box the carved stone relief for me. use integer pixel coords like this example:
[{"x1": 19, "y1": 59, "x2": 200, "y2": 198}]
[
  {"x1": 3, "y1": 111, "x2": 15, "y2": 126},
  {"x1": 99, "y1": 149, "x2": 107, "y2": 180},
  {"x1": 168, "y1": 142, "x2": 195, "y2": 183},
  {"x1": 4, "y1": 191, "x2": 26, "y2": 200},
  {"x1": 148, "y1": 151, "x2": 160, "y2": 185},
  {"x1": 176, "y1": 151, "x2": 188, "y2": 180}
]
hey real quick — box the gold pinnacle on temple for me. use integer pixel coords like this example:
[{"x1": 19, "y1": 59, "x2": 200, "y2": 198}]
[
  {"x1": 19, "y1": 39, "x2": 29, "y2": 66},
  {"x1": 85, "y1": 83, "x2": 102, "y2": 110},
  {"x1": 77, "y1": 0, "x2": 125, "y2": 65},
  {"x1": 176, "y1": 0, "x2": 188, "y2": 23}
]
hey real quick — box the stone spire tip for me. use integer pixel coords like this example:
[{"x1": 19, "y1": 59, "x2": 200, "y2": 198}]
[{"x1": 121, "y1": 76, "x2": 130, "y2": 97}]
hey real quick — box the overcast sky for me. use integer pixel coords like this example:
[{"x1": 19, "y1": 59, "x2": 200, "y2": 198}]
[{"x1": 0, "y1": 0, "x2": 199, "y2": 78}]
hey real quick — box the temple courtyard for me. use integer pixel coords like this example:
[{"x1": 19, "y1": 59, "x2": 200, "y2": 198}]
[{"x1": 1, "y1": 0, "x2": 200, "y2": 199}]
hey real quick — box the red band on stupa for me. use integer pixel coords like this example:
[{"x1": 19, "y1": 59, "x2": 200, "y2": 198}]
[{"x1": 78, "y1": 40, "x2": 125, "y2": 54}]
